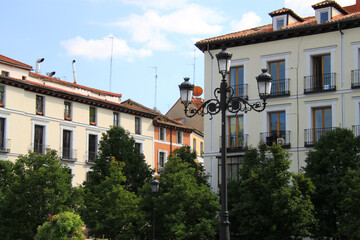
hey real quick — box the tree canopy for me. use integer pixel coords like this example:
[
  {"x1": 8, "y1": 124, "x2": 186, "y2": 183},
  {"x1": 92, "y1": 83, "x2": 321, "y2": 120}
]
[
  {"x1": 139, "y1": 156, "x2": 220, "y2": 240},
  {"x1": 304, "y1": 128, "x2": 360, "y2": 239},
  {"x1": 228, "y1": 145, "x2": 315, "y2": 239},
  {"x1": 0, "y1": 150, "x2": 77, "y2": 240}
]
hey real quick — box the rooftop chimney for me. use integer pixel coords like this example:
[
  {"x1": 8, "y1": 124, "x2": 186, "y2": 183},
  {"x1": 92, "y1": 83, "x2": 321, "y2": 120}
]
[
  {"x1": 72, "y1": 60, "x2": 77, "y2": 84},
  {"x1": 35, "y1": 58, "x2": 44, "y2": 74}
]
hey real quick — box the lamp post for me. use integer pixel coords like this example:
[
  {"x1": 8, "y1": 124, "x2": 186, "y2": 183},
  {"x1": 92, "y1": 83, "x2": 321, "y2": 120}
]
[
  {"x1": 151, "y1": 179, "x2": 160, "y2": 240},
  {"x1": 179, "y1": 48, "x2": 272, "y2": 240}
]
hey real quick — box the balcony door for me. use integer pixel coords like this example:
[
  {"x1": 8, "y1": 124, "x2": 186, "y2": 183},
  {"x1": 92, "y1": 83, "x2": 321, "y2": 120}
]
[
  {"x1": 229, "y1": 66, "x2": 244, "y2": 97},
  {"x1": 268, "y1": 111, "x2": 286, "y2": 143},
  {"x1": 313, "y1": 107, "x2": 332, "y2": 142},
  {"x1": 312, "y1": 54, "x2": 331, "y2": 90},
  {"x1": 34, "y1": 125, "x2": 44, "y2": 154},
  {"x1": 228, "y1": 115, "x2": 244, "y2": 148},
  {"x1": 268, "y1": 60, "x2": 285, "y2": 95}
]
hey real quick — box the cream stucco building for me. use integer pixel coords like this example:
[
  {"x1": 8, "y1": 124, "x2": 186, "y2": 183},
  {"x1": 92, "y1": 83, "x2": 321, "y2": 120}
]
[
  {"x1": 0, "y1": 55, "x2": 158, "y2": 186},
  {"x1": 196, "y1": 0, "x2": 360, "y2": 192}
]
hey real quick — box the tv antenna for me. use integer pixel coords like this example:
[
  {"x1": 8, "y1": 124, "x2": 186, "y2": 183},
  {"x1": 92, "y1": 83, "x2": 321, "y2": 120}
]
[
  {"x1": 106, "y1": 36, "x2": 114, "y2": 92},
  {"x1": 149, "y1": 66, "x2": 158, "y2": 110}
]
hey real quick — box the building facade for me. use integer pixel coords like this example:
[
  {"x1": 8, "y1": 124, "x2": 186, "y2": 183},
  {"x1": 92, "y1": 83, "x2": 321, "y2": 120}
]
[
  {"x1": 0, "y1": 55, "x2": 158, "y2": 185},
  {"x1": 196, "y1": 0, "x2": 360, "y2": 192}
]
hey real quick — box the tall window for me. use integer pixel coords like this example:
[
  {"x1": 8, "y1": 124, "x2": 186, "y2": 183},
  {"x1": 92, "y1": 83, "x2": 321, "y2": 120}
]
[
  {"x1": 62, "y1": 130, "x2": 72, "y2": 160},
  {"x1": 229, "y1": 66, "x2": 244, "y2": 97},
  {"x1": 64, "y1": 101, "x2": 71, "y2": 120},
  {"x1": 320, "y1": 11, "x2": 329, "y2": 23},
  {"x1": 228, "y1": 115, "x2": 244, "y2": 148},
  {"x1": 159, "y1": 127, "x2": 165, "y2": 141},
  {"x1": 313, "y1": 107, "x2": 332, "y2": 142},
  {"x1": 269, "y1": 111, "x2": 286, "y2": 137},
  {"x1": 36, "y1": 95, "x2": 44, "y2": 115},
  {"x1": 312, "y1": 54, "x2": 331, "y2": 90},
  {"x1": 135, "y1": 117, "x2": 141, "y2": 134},
  {"x1": 159, "y1": 151, "x2": 166, "y2": 169},
  {"x1": 135, "y1": 142, "x2": 142, "y2": 153},
  {"x1": 89, "y1": 106, "x2": 96, "y2": 125},
  {"x1": 34, "y1": 125, "x2": 44, "y2": 154},
  {"x1": 88, "y1": 134, "x2": 98, "y2": 163},
  {"x1": 0, "y1": 86, "x2": 4, "y2": 107},
  {"x1": 268, "y1": 60, "x2": 285, "y2": 95},
  {"x1": 113, "y1": 112, "x2": 119, "y2": 126},
  {"x1": 177, "y1": 131, "x2": 183, "y2": 144},
  {"x1": 193, "y1": 138, "x2": 196, "y2": 152},
  {"x1": 1, "y1": 71, "x2": 9, "y2": 77},
  {"x1": 0, "y1": 118, "x2": 5, "y2": 151},
  {"x1": 200, "y1": 142, "x2": 204, "y2": 157}
]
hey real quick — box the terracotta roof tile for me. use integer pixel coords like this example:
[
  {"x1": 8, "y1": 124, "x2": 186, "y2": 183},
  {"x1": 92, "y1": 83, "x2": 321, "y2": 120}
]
[
  {"x1": 268, "y1": 8, "x2": 303, "y2": 21},
  {"x1": 312, "y1": 0, "x2": 348, "y2": 14},
  {"x1": 0, "y1": 55, "x2": 32, "y2": 70}
]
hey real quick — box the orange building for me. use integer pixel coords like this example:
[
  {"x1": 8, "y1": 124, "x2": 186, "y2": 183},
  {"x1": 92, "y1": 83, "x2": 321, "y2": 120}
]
[{"x1": 153, "y1": 115, "x2": 193, "y2": 173}]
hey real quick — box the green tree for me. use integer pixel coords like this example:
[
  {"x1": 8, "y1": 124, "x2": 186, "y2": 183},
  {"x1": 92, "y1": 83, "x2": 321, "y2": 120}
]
[
  {"x1": 140, "y1": 156, "x2": 220, "y2": 240},
  {"x1": 36, "y1": 212, "x2": 86, "y2": 240},
  {"x1": 0, "y1": 150, "x2": 77, "y2": 240},
  {"x1": 91, "y1": 126, "x2": 152, "y2": 193},
  {"x1": 81, "y1": 160, "x2": 144, "y2": 239},
  {"x1": 304, "y1": 128, "x2": 360, "y2": 239},
  {"x1": 228, "y1": 145, "x2": 315, "y2": 239},
  {"x1": 171, "y1": 146, "x2": 209, "y2": 185}
]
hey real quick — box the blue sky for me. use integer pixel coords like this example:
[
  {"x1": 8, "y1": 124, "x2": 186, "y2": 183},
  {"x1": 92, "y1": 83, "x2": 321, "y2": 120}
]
[{"x1": 1, "y1": 0, "x2": 355, "y2": 114}]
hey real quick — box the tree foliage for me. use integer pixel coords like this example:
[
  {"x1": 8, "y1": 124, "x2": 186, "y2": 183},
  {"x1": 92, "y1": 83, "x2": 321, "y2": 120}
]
[
  {"x1": 140, "y1": 156, "x2": 220, "y2": 240},
  {"x1": 304, "y1": 128, "x2": 360, "y2": 239},
  {"x1": 0, "y1": 150, "x2": 78, "y2": 240},
  {"x1": 90, "y1": 126, "x2": 152, "y2": 193},
  {"x1": 171, "y1": 146, "x2": 209, "y2": 185},
  {"x1": 36, "y1": 212, "x2": 86, "y2": 240},
  {"x1": 81, "y1": 160, "x2": 144, "y2": 239},
  {"x1": 228, "y1": 145, "x2": 315, "y2": 239}
]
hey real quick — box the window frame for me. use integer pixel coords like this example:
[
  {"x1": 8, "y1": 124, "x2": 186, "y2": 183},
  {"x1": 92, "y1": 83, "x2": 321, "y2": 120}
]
[
  {"x1": 89, "y1": 106, "x2": 96, "y2": 125},
  {"x1": 1, "y1": 71, "x2": 9, "y2": 77},
  {"x1": 0, "y1": 85, "x2": 5, "y2": 107},
  {"x1": 60, "y1": 124, "x2": 76, "y2": 161},
  {"x1": 228, "y1": 115, "x2": 244, "y2": 148},
  {"x1": 113, "y1": 112, "x2": 119, "y2": 126},
  {"x1": 268, "y1": 111, "x2": 286, "y2": 137},
  {"x1": 273, "y1": 15, "x2": 287, "y2": 30},
  {"x1": 135, "y1": 117, "x2": 141, "y2": 135},
  {"x1": 229, "y1": 65, "x2": 245, "y2": 98},
  {"x1": 0, "y1": 113, "x2": 9, "y2": 152},
  {"x1": 31, "y1": 119, "x2": 48, "y2": 155},
  {"x1": 177, "y1": 131, "x2": 183, "y2": 144},
  {"x1": 64, "y1": 101, "x2": 72, "y2": 120},
  {"x1": 159, "y1": 127, "x2": 166, "y2": 141},
  {"x1": 158, "y1": 150, "x2": 168, "y2": 170}
]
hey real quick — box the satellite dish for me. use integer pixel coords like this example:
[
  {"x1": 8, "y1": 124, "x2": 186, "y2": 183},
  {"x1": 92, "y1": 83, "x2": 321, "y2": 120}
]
[{"x1": 193, "y1": 86, "x2": 203, "y2": 97}]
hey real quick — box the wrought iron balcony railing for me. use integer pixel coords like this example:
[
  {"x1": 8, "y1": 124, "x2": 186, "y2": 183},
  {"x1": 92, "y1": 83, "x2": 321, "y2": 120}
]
[
  {"x1": 304, "y1": 127, "x2": 336, "y2": 147},
  {"x1": 60, "y1": 148, "x2": 77, "y2": 162},
  {"x1": 351, "y1": 69, "x2": 360, "y2": 88},
  {"x1": 269, "y1": 78, "x2": 290, "y2": 97},
  {"x1": 260, "y1": 131, "x2": 291, "y2": 148},
  {"x1": 31, "y1": 143, "x2": 49, "y2": 155},
  {"x1": 86, "y1": 151, "x2": 97, "y2": 164},
  {"x1": 221, "y1": 133, "x2": 248, "y2": 152},
  {"x1": 229, "y1": 84, "x2": 248, "y2": 99},
  {"x1": 352, "y1": 125, "x2": 360, "y2": 137},
  {"x1": 304, "y1": 73, "x2": 336, "y2": 94}
]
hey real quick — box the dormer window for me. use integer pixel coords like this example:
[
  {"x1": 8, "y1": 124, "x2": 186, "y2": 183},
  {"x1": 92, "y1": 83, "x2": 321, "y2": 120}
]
[
  {"x1": 320, "y1": 10, "x2": 329, "y2": 23},
  {"x1": 269, "y1": 8, "x2": 303, "y2": 31},
  {"x1": 274, "y1": 15, "x2": 286, "y2": 30},
  {"x1": 312, "y1": 1, "x2": 348, "y2": 24}
]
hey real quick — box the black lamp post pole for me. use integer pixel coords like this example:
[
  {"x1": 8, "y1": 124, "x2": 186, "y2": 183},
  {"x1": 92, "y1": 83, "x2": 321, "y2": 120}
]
[{"x1": 219, "y1": 77, "x2": 230, "y2": 240}]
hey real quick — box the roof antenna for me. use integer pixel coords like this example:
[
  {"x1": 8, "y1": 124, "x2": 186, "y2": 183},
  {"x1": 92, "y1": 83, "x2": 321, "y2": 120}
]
[
  {"x1": 149, "y1": 66, "x2": 158, "y2": 111},
  {"x1": 106, "y1": 36, "x2": 114, "y2": 92}
]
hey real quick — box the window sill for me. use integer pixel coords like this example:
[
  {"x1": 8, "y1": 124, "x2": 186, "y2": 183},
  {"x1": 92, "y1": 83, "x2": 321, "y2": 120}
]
[
  {"x1": 64, "y1": 117, "x2": 71, "y2": 121},
  {"x1": 90, "y1": 122, "x2": 96, "y2": 126},
  {"x1": 36, "y1": 112, "x2": 43, "y2": 115}
]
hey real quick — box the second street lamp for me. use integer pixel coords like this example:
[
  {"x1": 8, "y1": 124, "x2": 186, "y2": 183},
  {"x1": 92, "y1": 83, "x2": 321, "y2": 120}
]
[{"x1": 179, "y1": 48, "x2": 272, "y2": 240}]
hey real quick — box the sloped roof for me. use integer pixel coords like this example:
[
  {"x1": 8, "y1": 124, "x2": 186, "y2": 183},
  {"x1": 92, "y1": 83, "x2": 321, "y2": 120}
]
[
  {"x1": 196, "y1": 1, "x2": 360, "y2": 52},
  {"x1": 0, "y1": 55, "x2": 32, "y2": 70}
]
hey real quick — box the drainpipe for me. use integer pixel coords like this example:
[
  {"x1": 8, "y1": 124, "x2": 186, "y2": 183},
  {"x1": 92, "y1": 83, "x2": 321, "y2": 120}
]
[
  {"x1": 338, "y1": 22, "x2": 345, "y2": 128},
  {"x1": 207, "y1": 43, "x2": 215, "y2": 191}
]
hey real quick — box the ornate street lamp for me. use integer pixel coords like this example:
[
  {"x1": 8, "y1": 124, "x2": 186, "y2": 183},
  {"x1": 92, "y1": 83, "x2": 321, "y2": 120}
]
[
  {"x1": 179, "y1": 48, "x2": 272, "y2": 240},
  {"x1": 151, "y1": 179, "x2": 159, "y2": 240}
]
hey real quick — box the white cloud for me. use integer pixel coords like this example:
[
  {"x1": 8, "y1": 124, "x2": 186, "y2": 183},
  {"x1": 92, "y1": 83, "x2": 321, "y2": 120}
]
[
  {"x1": 231, "y1": 11, "x2": 262, "y2": 32},
  {"x1": 285, "y1": 0, "x2": 356, "y2": 17},
  {"x1": 112, "y1": 4, "x2": 223, "y2": 51},
  {"x1": 60, "y1": 36, "x2": 152, "y2": 61}
]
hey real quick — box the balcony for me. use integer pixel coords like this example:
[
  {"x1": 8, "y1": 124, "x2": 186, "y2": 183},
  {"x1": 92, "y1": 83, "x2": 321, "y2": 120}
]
[
  {"x1": 304, "y1": 127, "x2": 336, "y2": 147},
  {"x1": 229, "y1": 84, "x2": 248, "y2": 99},
  {"x1": 352, "y1": 125, "x2": 360, "y2": 137},
  {"x1": 351, "y1": 69, "x2": 360, "y2": 88},
  {"x1": 86, "y1": 151, "x2": 97, "y2": 164},
  {"x1": 223, "y1": 133, "x2": 248, "y2": 152},
  {"x1": 31, "y1": 143, "x2": 49, "y2": 155},
  {"x1": 260, "y1": 131, "x2": 291, "y2": 148},
  {"x1": 0, "y1": 138, "x2": 10, "y2": 153},
  {"x1": 268, "y1": 78, "x2": 290, "y2": 97},
  {"x1": 60, "y1": 148, "x2": 77, "y2": 162},
  {"x1": 304, "y1": 73, "x2": 336, "y2": 94}
]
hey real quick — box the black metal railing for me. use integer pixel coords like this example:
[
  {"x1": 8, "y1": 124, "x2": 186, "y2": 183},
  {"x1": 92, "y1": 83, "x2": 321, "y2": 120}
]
[
  {"x1": 222, "y1": 133, "x2": 248, "y2": 151},
  {"x1": 0, "y1": 138, "x2": 10, "y2": 153},
  {"x1": 260, "y1": 131, "x2": 291, "y2": 148},
  {"x1": 229, "y1": 84, "x2": 248, "y2": 99},
  {"x1": 60, "y1": 148, "x2": 77, "y2": 162},
  {"x1": 351, "y1": 69, "x2": 360, "y2": 88},
  {"x1": 304, "y1": 73, "x2": 336, "y2": 93},
  {"x1": 269, "y1": 78, "x2": 290, "y2": 97},
  {"x1": 352, "y1": 125, "x2": 360, "y2": 137},
  {"x1": 87, "y1": 151, "x2": 97, "y2": 164},
  {"x1": 304, "y1": 127, "x2": 336, "y2": 146}
]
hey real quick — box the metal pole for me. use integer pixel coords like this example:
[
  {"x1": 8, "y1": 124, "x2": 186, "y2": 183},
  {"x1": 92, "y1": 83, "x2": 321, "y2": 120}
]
[
  {"x1": 153, "y1": 200, "x2": 156, "y2": 240},
  {"x1": 219, "y1": 77, "x2": 230, "y2": 240}
]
